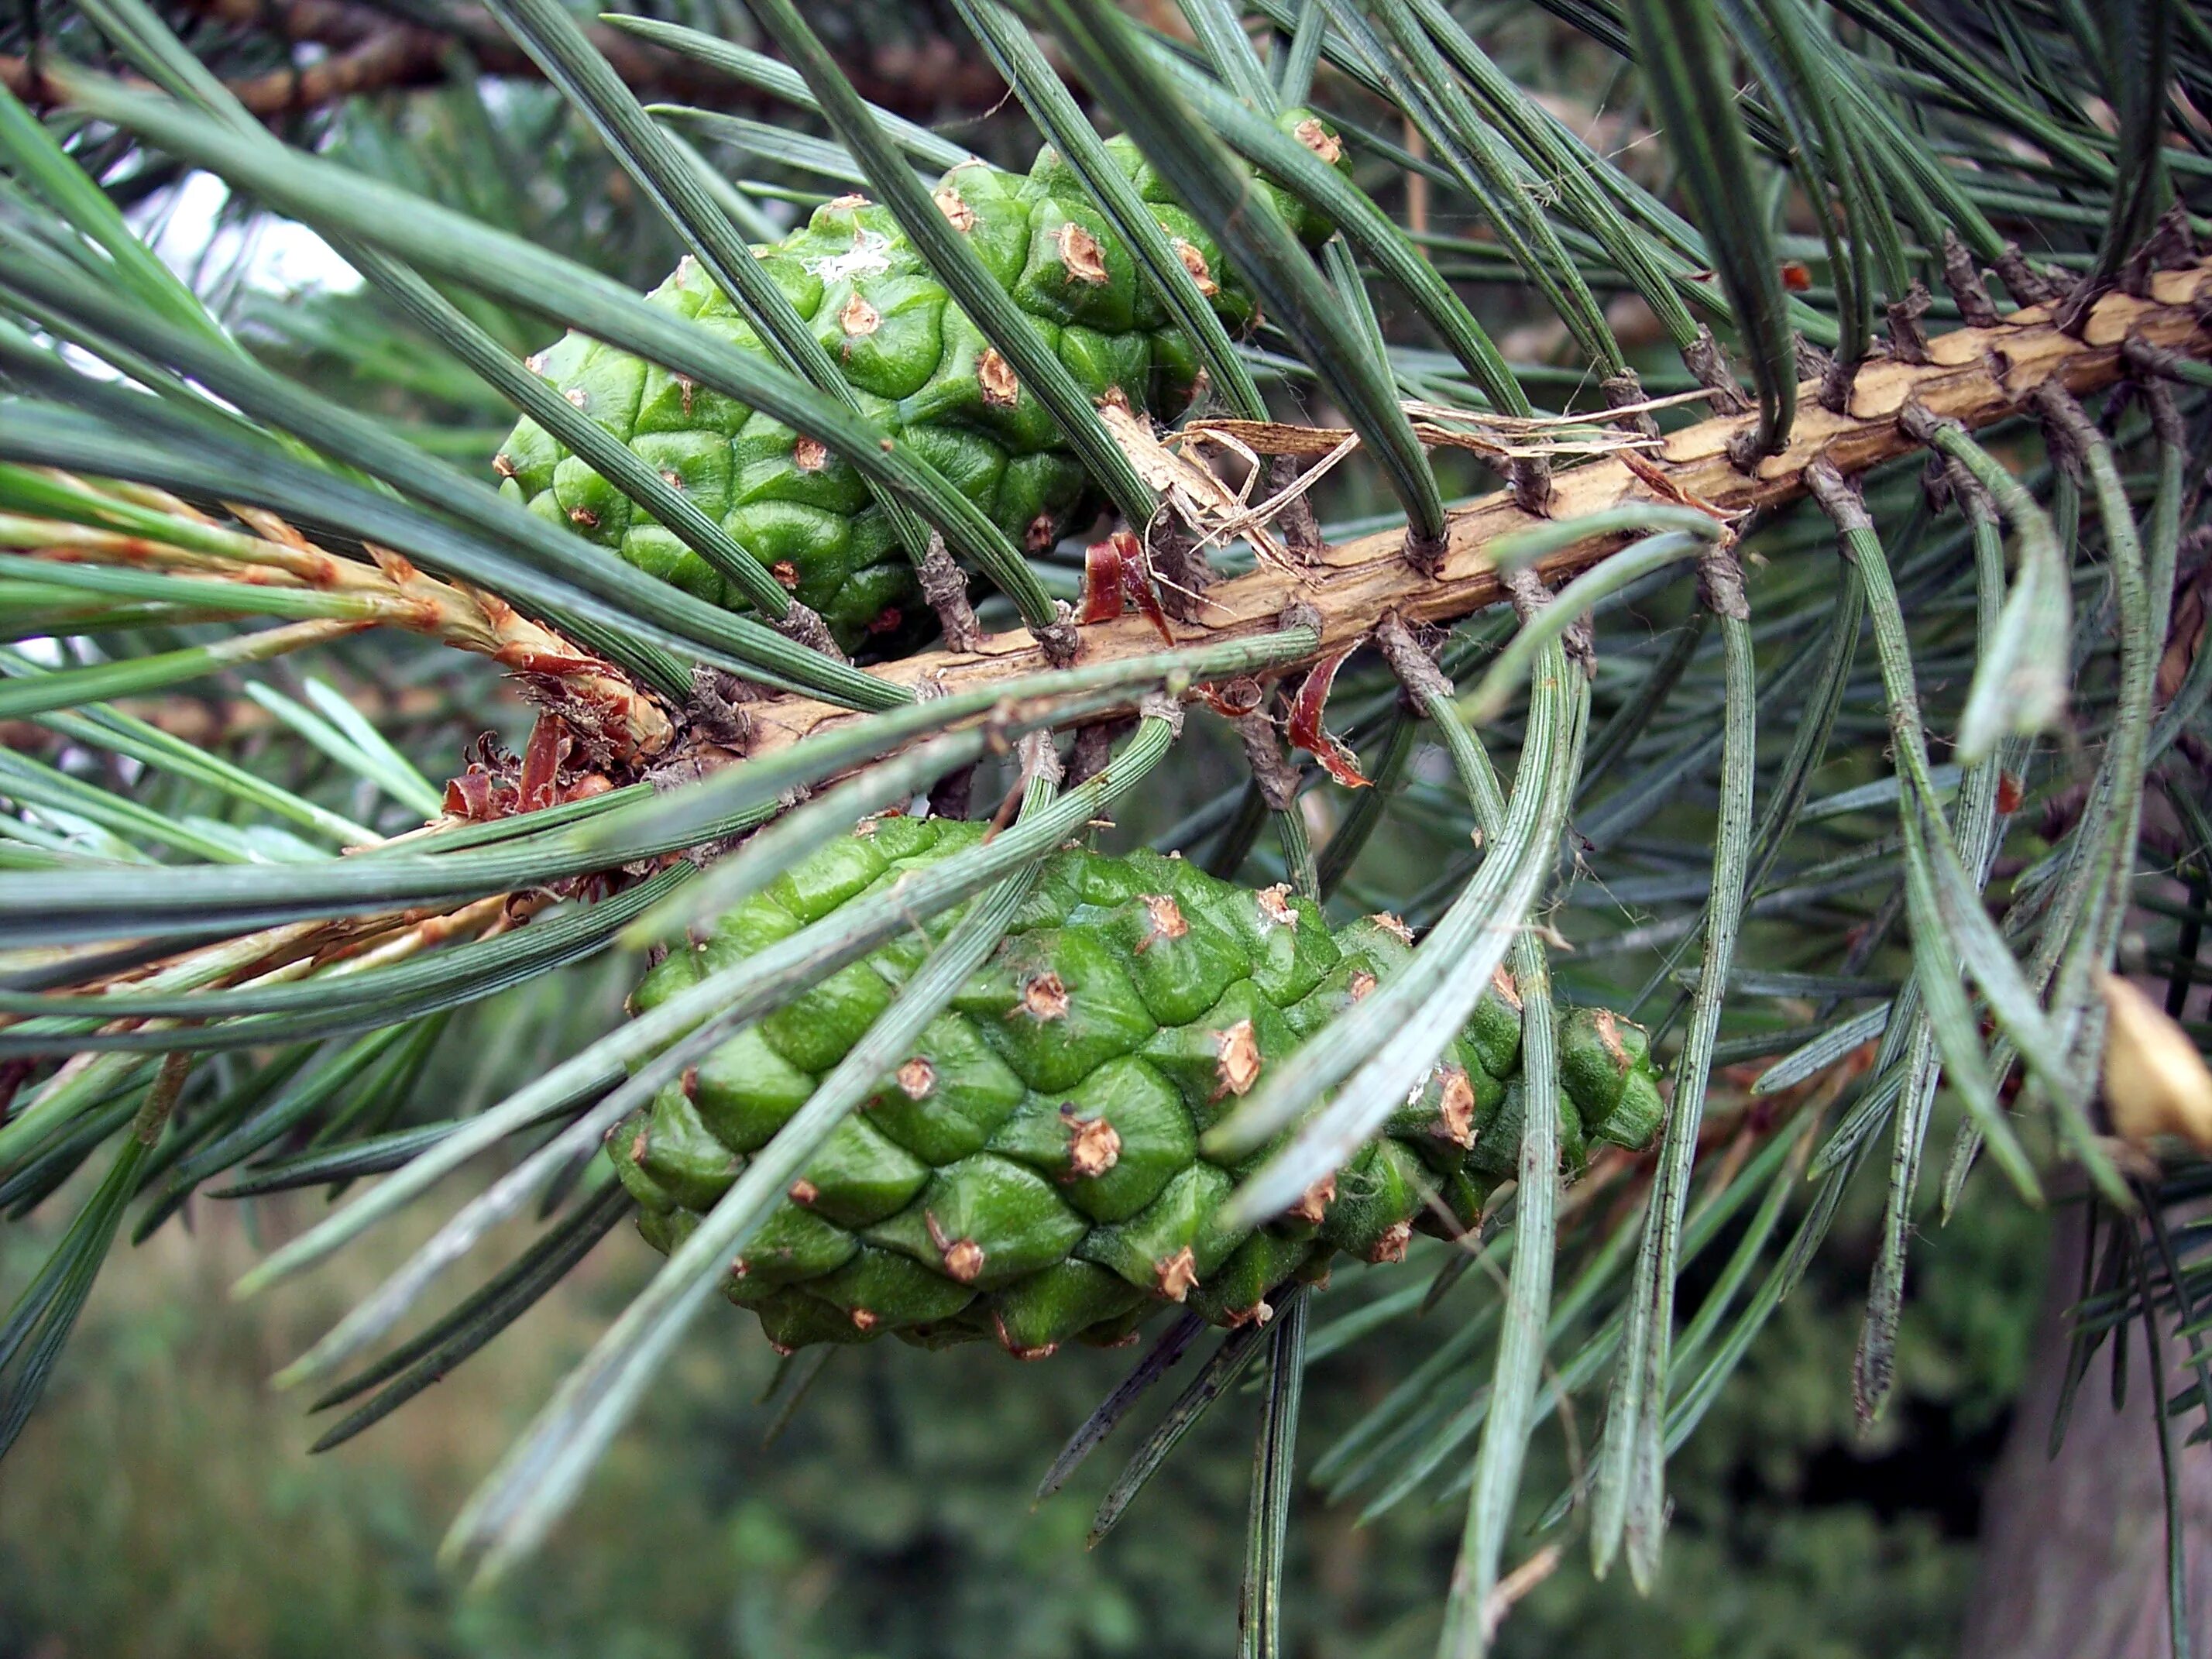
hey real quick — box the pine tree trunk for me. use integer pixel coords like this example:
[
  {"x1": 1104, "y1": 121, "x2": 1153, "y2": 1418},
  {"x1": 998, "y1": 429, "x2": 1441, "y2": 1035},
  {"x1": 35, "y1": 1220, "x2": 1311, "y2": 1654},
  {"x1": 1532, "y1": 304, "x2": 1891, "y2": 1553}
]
[{"x1": 1960, "y1": 1204, "x2": 2212, "y2": 1659}]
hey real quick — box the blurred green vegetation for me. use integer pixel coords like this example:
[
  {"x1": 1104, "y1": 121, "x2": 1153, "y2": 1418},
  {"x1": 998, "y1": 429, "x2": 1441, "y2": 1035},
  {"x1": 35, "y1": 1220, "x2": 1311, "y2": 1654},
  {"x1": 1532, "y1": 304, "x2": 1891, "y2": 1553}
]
[{"x1": 0, "y1": 1059, "x2": 2045, "y2": 1659}]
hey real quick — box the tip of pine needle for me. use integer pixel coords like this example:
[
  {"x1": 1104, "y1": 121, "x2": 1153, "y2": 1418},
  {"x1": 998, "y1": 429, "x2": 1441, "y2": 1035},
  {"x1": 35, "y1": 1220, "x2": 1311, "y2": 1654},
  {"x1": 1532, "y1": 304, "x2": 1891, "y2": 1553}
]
[
  {"x1": 231, "y1": 1261, "x2": 277, "y2": 1302},
  {"x1": 267, "y1": 1354, "x2": 316, "y2": 1393},
  {"x1": 436, "y1": 1520, "x2": 509, "y2": 1591},
  {"x1": 1197, "y1": 1121, "x2": 1249, "y2": 1164},
  {"x1": 616, "y1": 911, "x2": 668, "y2": 953}
]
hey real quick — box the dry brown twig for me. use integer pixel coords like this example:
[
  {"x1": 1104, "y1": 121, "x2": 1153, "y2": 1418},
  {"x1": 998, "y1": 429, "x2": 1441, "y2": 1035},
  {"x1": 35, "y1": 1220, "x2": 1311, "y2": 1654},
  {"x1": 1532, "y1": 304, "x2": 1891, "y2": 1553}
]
[
  {"x1": 5, "y1": 479, "x2": 673, "y2": 762},
  {"x1": 0, "y1": 895, "x2": 517, "y2": 1033}
]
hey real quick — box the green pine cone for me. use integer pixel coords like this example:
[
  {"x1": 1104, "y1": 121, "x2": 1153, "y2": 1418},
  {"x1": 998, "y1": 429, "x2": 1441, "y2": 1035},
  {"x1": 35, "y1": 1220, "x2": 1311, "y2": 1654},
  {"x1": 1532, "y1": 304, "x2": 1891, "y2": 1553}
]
[
  {"x1": 496, "y1": 115, "x2": 1348, "y2": 651},
  {"x1": 606, "y1": 817, "x2": 1664, "y2": 1358}
]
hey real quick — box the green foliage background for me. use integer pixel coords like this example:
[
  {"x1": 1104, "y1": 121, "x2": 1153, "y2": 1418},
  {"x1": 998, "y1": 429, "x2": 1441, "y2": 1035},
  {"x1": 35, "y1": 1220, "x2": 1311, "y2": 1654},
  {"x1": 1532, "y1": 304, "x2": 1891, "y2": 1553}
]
[{"x1": 0, "y1": 1032, "x2": 2044, "y2": 1659}]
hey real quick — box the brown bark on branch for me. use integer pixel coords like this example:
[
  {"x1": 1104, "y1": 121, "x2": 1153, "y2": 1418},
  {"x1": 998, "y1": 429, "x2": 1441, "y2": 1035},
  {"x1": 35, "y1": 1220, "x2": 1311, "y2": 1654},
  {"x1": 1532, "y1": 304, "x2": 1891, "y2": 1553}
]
[
  {"x1": 730, "y1": 264, "x2": 2212, "y2": 760},
  {"x1": 5, "y1": 0, "x2": 1016, "y2": 121}
]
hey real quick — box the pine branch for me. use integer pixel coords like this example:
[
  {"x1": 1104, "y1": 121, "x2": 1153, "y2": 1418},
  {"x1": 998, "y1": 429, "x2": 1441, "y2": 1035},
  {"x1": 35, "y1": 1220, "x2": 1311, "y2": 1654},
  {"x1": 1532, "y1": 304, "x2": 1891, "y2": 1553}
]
[
  {"x1": 733, "y1": 265, "x2": 2212, "y2": 757},
  {"x1": 5, "y1": 0, "x2": 1017, "y2": 122}
]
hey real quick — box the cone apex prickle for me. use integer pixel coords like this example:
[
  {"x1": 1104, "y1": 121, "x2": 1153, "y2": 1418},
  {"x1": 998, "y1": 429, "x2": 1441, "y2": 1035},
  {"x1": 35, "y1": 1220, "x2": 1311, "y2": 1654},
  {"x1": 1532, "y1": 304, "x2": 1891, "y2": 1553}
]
[{"x1": 607, "y1": 818, "x2": 1664, "y2": 1356}]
